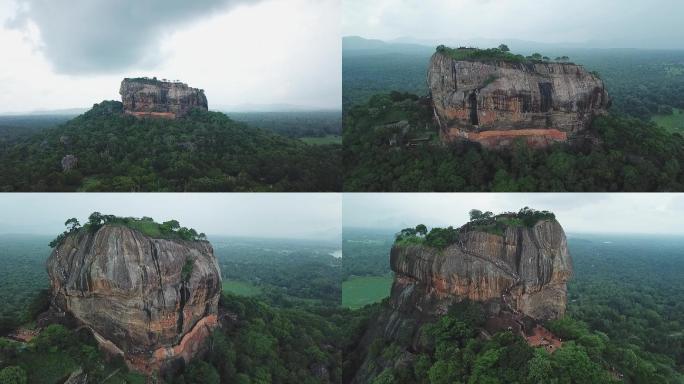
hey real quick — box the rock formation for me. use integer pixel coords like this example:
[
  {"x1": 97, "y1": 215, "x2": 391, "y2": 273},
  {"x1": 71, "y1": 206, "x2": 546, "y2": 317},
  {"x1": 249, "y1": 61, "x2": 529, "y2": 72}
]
[
  {"x1": 428, "y1": 50, "x2": 610, "y2": 148},
  {"x1": 389, "y1": 218, "x2": 572, "y2": 322},
  {"x1": 45, "y1": 225, "x2": 221, "y2": 374},
  {"x1": 61, "y1": 154, "x2": 78, "y2": 172},
  {"x1": 349, "y1": 216, "x2": 572, "y2": 383},
  {"x1": 119, "y1": 78, "x2": 208, "y2": 119}
]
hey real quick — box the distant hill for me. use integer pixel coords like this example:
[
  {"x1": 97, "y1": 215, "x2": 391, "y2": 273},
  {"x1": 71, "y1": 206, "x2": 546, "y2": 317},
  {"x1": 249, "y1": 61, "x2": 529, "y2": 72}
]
[
  {"x1": 0, "y1": 101, "x2": 341, "y2": 192},
  {"x1": 342, "y1": 36, "x2": 434, "y2": 56}
]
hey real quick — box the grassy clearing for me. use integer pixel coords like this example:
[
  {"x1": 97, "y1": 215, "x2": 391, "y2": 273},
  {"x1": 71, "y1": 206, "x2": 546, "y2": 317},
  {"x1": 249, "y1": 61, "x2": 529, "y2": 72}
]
[
  {"x1": 222, "y1": 279, "x2": 262, "y2": 297},
  {"x1": 342, "y1": 274, "x2": 393, "y2": 310},
  {"x1": 651, "y1": 108, "x2": 684, "y2": 133},
  {"x1": 300, "y1": 135, "x2": 342, "y2": 145}
]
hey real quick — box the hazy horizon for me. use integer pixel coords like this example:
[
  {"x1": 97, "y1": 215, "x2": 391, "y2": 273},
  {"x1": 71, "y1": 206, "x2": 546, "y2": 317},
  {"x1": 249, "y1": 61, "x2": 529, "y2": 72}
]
[
  {"x1": 0, "y1": 193, "x2": 341, "y2": 243},
  {"x1": 343, "y1": 0, "x2": 684, "y2": 50},
  {"x1": 0, "y1": 0, "x2": 341, "y2": 114},
  {"x1": 343, "y1": 35, "x2": 684, "y2": 52},
  {"x1": 343, "y1": 193, "x2": 684, "y2": 236}
]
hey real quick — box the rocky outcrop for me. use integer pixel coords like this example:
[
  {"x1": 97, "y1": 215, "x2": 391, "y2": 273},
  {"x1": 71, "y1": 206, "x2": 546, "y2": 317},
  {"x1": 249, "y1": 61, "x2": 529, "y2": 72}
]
[
  {"x1": 61, "y1": 154, "x2": 77, "y2": 172},
  {"x1": 349, "y1": 218, "x2": 572, "y2": 383},
  {"x1": 428, "y1": 51, "x2": 610, "y2": 148},
  {"x1": 46, "y1": 225, "x2": 221, "y2": 374},
  {"x1": 389, "y1": 219, "x2": 572, "y2": 321},
  {"x1": 119, "y1": 78, "x2": 208, "y2": 119}
]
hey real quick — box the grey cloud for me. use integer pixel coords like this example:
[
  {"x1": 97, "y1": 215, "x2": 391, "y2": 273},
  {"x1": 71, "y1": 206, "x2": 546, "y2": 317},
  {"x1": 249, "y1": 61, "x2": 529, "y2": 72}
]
[
  {"x1": 343, "y1": 193, "x2": 684, "y2": 235},
  {"x1": 7, "y1": 0, "x2": 258, "y2": 74},
  {"x1": 344, "y1": 0, "x2": 684, "y2": 50}
]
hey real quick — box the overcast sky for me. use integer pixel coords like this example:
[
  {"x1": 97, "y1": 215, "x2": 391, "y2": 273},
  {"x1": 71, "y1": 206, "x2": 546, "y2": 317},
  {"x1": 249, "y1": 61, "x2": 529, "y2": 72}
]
[
  {"x1": 343, "y1": 193, "x2": 684, "y2": 235},
  {"x1": 0, "y1": 0, "x2": 340, "y2": 113},
  {"x1": 0, "y1": 193, "x2": 341, "y2": 243},
  {"x1": 343, "y1": 0, "x2": 684, "y2": 49}
]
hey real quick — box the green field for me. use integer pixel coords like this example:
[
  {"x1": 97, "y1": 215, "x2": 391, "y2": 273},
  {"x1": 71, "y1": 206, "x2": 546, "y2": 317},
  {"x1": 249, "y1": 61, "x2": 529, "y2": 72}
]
[
  {"x1": 222, "y1": 279, "x2": 262, "y2": 297},
  {"x1": 342, "y1": 274, "x2": 393, "y2": 310},
  {"x1": 651, "y1": 108, "x2": 684, "y2": 133},
  {"x1": 299, "y1": 135, "x2": 342, "y2": 145}
]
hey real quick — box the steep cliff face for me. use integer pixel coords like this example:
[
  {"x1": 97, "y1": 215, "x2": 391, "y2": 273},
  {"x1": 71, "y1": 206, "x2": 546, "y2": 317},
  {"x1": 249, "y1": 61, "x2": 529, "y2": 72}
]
[
  {"x1": 390, "y1": 219, "x2": 572, "y2": 321},
  {"x1": 46, "y1": 225, "x2": 221, "y2": 374},
  {"x1": 119, "y1": 78, "x2": 208, "y2": 119},
  {"x1": 427, "y1": 52, "x2": 610, "y2": 148},
  {"x1": 349, "y1": 219, "x2": 572, "y2": 383}
]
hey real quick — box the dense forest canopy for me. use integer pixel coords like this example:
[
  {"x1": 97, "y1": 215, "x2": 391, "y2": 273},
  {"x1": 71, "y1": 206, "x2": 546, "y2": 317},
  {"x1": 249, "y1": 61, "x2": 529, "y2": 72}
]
[
  {"x1": 225, "y1": 111, "x2": 342, "y2": 139},
  {"x1": 0, "y1": 115, "x2": 74, "y2": 149},
  {"x1": 213, "y1": 237, "x2": 342, "y2": 307},
  {"x1": 0, "y1": 101, "x2": 341, "y2": 192},
  {"x1": 343, "y1": 91, "x2": 684, "y2": 191}
]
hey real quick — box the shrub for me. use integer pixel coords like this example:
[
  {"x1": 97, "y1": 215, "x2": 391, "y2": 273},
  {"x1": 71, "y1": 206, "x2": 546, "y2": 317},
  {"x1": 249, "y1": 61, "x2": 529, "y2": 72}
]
[{"x1": 0, "y1": 366, "x2": 27, "y2": 384}]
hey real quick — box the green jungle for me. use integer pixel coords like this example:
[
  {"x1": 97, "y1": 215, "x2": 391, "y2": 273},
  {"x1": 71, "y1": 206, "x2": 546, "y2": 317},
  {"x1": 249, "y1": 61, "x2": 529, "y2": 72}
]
[
  {"x1": 0, "y1": 104, "x2": 341, "y2": 192},
  {"x1": 343, "y1": 38, "x2": 684, "y2": 192}
]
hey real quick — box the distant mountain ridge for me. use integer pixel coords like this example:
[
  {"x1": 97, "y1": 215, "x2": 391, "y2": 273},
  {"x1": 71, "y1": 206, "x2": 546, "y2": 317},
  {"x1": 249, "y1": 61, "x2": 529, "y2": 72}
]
[{"x1": 343, "y1": 35, "x2": 684, "y2": 56}]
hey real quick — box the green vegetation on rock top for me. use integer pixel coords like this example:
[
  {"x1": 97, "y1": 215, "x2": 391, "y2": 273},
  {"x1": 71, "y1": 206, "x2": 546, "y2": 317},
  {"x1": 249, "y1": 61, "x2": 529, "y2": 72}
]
[
  {"x1": 436, "y1": 44, "x2": 573, "y2": 64},
  {"x1": 49, "y1": 212, "x2": 206, "y2": 248},
  {"x1": 123, "y1": 77, "x2": 185, "y2": 86},
  {"x1": 394, "y1": 207, "x2": 555, "y2": 248}
]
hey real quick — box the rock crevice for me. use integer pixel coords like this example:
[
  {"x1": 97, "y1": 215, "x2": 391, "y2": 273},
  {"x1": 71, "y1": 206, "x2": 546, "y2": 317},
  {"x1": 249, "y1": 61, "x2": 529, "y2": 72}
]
[{"x1": 427, "y1": 52, "x2": 610, "y2": 148}]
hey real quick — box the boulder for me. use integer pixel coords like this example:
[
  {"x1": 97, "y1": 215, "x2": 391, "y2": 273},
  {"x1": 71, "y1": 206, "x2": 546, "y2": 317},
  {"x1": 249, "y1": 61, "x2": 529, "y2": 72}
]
[
  {"x1": 61, "y1": 154, "x2": 78, "y2": 172},
  {"x1": 46, "y1": 225, "x2": 221, "y2": 374}
]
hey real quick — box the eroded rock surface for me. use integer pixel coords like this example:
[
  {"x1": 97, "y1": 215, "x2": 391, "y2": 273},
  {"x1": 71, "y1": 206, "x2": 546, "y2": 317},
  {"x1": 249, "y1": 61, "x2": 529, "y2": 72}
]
[
  {"x1": 390, "y1": 219, "x2": 572, "y2": 321},
  {"x1": 61, "y1": 154, "x2": 78, "y2": 172},
  {"x1": 46, "y1": 225, "x2": 221, "y2": 374},
  {"x1": 428, "y1": 52, "x2": 610, "y2": 148},
  {"x1": 349, "y1": 219, "x2": 572, "y2": 383},
  {"x1": 119, "y1": 78, "x2": 208, "y2": 119}
]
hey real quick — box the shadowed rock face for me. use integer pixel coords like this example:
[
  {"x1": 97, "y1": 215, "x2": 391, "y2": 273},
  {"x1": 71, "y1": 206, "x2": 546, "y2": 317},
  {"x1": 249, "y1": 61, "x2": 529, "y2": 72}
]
[
  {"x1": 119, "y1": 78, "x2": 208, "y2": 119},
  {"x1": 46, "y1": 225, "x2": 221, "y2": 374},
  {"x1": 390, "y1": 219, "x2": 572, "y2": 321},
  {"x1": 427, "y1": 52, "x2": 610, "y2": 148}
]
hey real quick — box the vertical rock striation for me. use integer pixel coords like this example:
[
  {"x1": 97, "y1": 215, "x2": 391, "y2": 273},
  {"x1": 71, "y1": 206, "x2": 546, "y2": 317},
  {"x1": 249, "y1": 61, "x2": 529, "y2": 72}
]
[
  {"x1": 389, "y1": 219, "x2": 572, "y2": 321},
  {"x1": 119, "y1": 78, "x2": 208, "y2": 119},
  {"x1": 427, "y1": 51, "x2": 610, "y2": 148},
  {"x1": 46, "y1": 225, "x2": 221, "y2": 374},
  {"x1": 349, "y1": 218, "x2": 573, "y2": 383}
]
